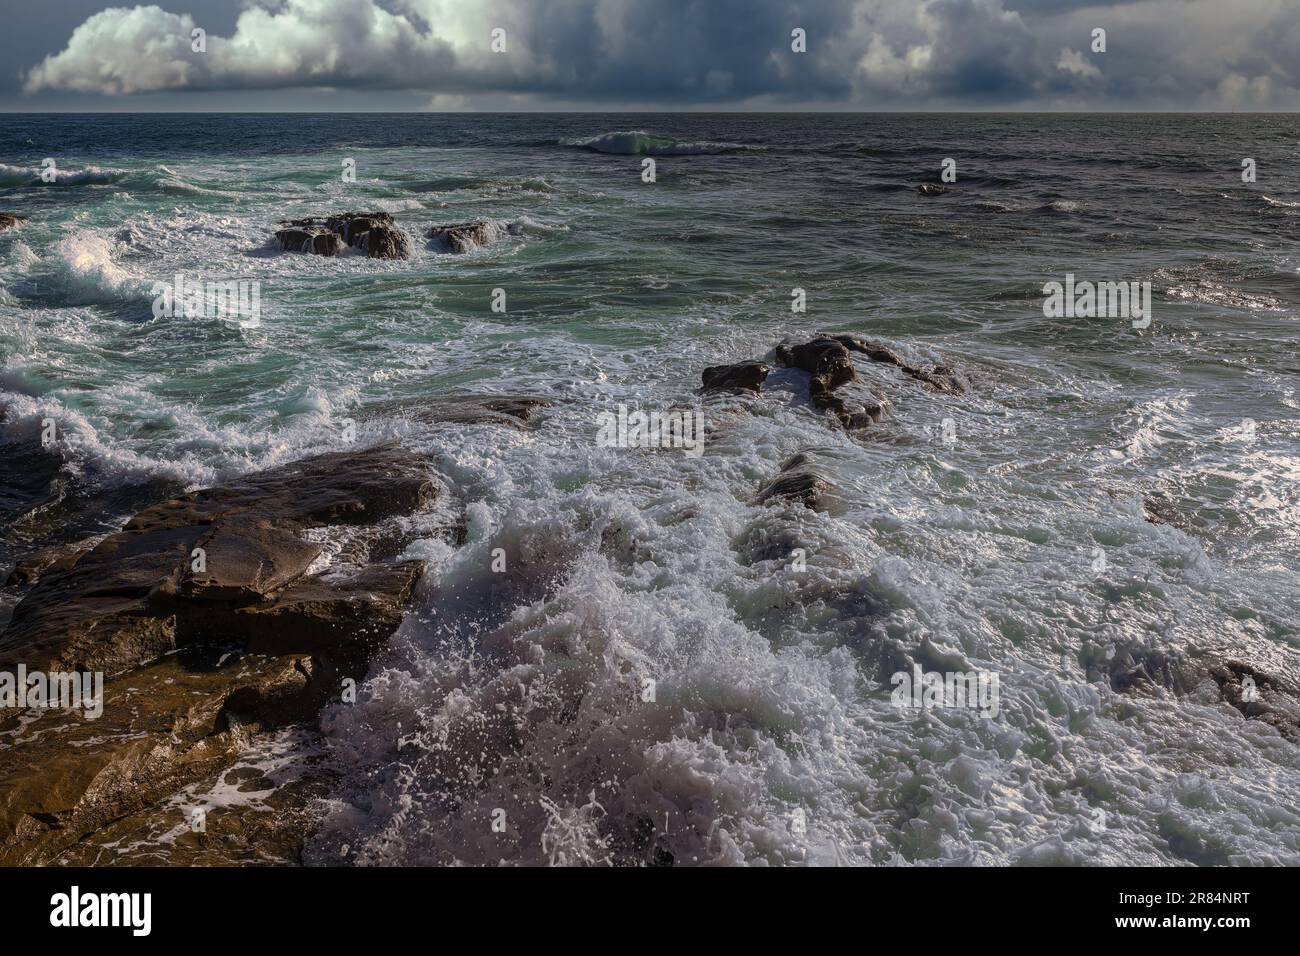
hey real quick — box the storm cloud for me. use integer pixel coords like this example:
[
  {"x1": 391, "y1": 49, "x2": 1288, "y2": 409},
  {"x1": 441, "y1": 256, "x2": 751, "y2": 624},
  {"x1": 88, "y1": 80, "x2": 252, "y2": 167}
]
[{"x1": 14, "y1": 0, "x2": 1300, "y2": 109}]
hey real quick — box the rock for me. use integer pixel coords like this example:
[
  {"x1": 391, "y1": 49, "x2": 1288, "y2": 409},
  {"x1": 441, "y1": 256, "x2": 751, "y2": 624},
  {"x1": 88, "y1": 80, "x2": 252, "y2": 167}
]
[
  {"x1": 275, "y1": 227, "x2": 345, "y2": 256},
  {"x1": 917, "y1": 183, "x2": 948, "y2": 196},
  {"x1": 325, "y1": 212, "x2": 394, "y2": 248},
  {"x1": 1201, "y1": 658, "x2": 1300, "y2": 743},
  {"x1": 2, "y1": 443, "x2": 435, "y2": 676},
  {"x1": 0, "y1": 444, "x2": 439, "y2": 864},
  {"x1": 775, "y1": 338, "x2": 857, "y2": 396},
  {"x1": 0, "y1": 653, "x2": 316, "y2": 865},
  {"x1": 5, "y1": 541, "x2": 86, "y2": 588},
  {"x1": 755, "y1": 453, "x2": 839, "y2": 513},
  {"x1": 362, "y1": 394, "x2": 552, "y2": 430},
  {"x1": 427, "y1": 220, "x2": 495, "y2": 253},
  {"x1": 828, "y1": 334, "x2": 965, "y2": 394},
  {"x1": 775, "y1": 337, "x2": 882, "y2": 428},
  {"x1": 0, "y1": 213, "x2": 27, "y2": 232},
  {"x1": 273, "y1": 211, "x2": 410, "y2": 259},
  {"x1": 701, "y1": 361, "x2": 770, "y2": 394},
  {"x1": 275, "y1": 227, "x2": 344, "y2": 256},
  {"x1": 362, "y1": 224, "x2": 411, "y2": 259},
  {"x1": 817, "y1": 392, "x2": 886, "y2": 430}
]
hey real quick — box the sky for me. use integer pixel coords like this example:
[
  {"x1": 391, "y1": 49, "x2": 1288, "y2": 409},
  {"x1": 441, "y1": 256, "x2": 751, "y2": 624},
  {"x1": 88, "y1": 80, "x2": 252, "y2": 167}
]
[{"x1": 0, "y1": 0, "x2": 1297, "y2": 112}]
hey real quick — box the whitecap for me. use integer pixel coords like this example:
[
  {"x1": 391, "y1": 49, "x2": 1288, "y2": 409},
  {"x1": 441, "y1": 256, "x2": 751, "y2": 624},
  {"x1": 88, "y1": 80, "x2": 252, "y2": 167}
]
[{"x1": 565, "y1": 130, "x2": 754, "y2": 156}]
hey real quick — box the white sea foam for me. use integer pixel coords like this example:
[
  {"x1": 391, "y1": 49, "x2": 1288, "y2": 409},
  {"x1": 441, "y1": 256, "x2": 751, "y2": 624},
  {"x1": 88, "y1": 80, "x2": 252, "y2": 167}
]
[
  {"x1": 301, "y1": 384, "x2": 1300, "y2": 867},
  {"x1": 46, "y1": 232, "x2": 151, "y2": 306}
]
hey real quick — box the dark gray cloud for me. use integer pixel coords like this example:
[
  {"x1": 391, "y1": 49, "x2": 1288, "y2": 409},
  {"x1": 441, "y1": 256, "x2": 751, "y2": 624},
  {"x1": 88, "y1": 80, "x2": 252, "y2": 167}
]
[{"x1": 3, "y1": 0, "x2": 1298, "y2": 110}]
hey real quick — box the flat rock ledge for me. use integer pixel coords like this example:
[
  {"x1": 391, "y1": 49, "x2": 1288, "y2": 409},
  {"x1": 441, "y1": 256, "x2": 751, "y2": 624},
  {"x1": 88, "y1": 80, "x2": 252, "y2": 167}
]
[{"x1": 0, "y1": 443, "x2": 437, "y2": 864}]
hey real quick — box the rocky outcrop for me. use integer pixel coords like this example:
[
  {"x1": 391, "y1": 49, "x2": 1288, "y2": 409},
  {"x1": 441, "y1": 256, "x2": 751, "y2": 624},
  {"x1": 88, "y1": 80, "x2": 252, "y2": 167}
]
[
  {"x1": 828, "y1": 333, "x2": 965, "y2": 394},
  {"x1": 0, "y1": 213, "x2": 27, "y2": 232},
  {"x1": 755, "y1": 453, "x2": 839, "y2": 513},
  {"x1": 776, "y1": 339, "x2": 857, "y2": 395},
  {"x1": 427, "y1": 220, "x2": 495, "y2": 253},
  {"x1": 917, "y1": 183, "x2": 948, "y2": 196},
  {"x1": 701, "y1": 361, "x2": 771, "y2": 394},
  {"x1": 274, "y1": 212, "x2": 410, "y2": 259},
  {"x1": 0, "y1": 444, "x2": 436, "y2": 864},
  {"x1": 4, "y1": 540, "x2": 88, "y2": 588},
  {"x1": 276, "y1": 228, "x2": 345, "y2": 257},
  {"x1": 774, "y1": 337, "x2": 885, "y2": 429}
]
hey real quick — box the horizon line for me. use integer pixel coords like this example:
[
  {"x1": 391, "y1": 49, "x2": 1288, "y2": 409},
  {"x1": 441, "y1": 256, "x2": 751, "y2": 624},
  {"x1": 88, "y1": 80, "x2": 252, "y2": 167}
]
[{"x1": 4, "y1": 109, "x2": 1300, "y2": 115}]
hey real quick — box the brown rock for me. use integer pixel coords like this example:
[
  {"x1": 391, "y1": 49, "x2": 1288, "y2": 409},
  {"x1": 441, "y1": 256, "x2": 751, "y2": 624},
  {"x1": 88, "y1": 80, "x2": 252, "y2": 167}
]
[
  {"x1": 774, "y1": 337, "x2": 888, "y2": 428},
  {"x1": 427, "y1": 220, "x2": 495, "y2": 253},
  {"x1": 755, "y1": 454, "x2": 839, "y2": 513},
  {"x1": 775, "y1": 338, "x2": 857, "y2": 395},
  {"x1": 0, "y1": 213, "x2": 27, "y2": 232},
  {"x1": 701, "y1": 361, "x2": 770, "y2": 394},
  {"x1": 0, "y1": 444, "x2": 439, "y2": 864},
  {"x1": 362, "y1": 224, "x2": 411, "y2": 259},
  {"x1": 274, "y1": 212, "x2": 409, "y2": 259}
]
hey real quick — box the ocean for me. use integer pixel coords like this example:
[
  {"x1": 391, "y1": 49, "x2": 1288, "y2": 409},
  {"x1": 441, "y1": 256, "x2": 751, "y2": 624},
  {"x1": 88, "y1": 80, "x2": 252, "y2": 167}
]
[{"x1": 1, "y1": 112, "x2": 1298, "y2": 865}]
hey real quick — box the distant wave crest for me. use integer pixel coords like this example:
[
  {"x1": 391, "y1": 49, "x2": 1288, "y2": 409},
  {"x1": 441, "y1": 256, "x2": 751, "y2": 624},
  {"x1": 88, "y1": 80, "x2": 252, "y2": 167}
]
[
  {"x1": 564, "y1": 130, "x2": 756, "y2": 156},
  {"x1": 0, "y1": 163, "x2": 125, "y2": 187}
]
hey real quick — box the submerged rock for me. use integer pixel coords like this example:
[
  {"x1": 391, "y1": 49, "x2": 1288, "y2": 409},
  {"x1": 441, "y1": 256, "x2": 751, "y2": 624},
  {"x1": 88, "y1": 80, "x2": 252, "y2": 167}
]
[
  {"x1": 1197, "y1": 657, "x2": 1300, "y2": 743},
  {"x1": 0, "y1": 213, "x2": 27, "y2": 232},
  {"x1": 755, "y1": 453, "x2": 839, "y2": 513},
  {"x1": 830, "y1": 333, "x2": 964, "y2": 394},
  {"x1": 917, "y1": 183, "x2": 948, "y2": 196},
  {"x1": 0, "y1": 444, "x2": 437, "y2": 864},
  {"x1": 362, "y1": 394, "x2": 552, "y2": 430},
  {"x1": 427, "y1": 220, "x2": 495, "y2": 253},
  {"x1": 701, "y1": 361, "x2": 771, "y2": 394},
  {"x1": 274, "y1": 211, "x2": 410, "y2": 259}
]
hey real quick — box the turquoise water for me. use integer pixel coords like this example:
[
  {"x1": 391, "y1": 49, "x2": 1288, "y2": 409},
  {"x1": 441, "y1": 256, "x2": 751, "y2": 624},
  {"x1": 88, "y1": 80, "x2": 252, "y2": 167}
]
[{"x1": 1, "y1": 113, "x2": 1299, "y2": 864}]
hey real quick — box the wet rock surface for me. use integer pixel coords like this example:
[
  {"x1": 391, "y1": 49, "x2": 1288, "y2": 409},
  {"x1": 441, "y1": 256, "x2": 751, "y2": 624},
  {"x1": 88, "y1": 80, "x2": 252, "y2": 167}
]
[
  {"x1": 774, "y1": 337, "x2": 883, "y2": 429},
  {"x1": 0, "y1": 213, "x2": 27, "y2": 231},
  {"x1": 829, "y1": 333, "x2": 965, "y2": 394},
  {"x1": 1201, "y1": 658, "x2": 1300, "y2": 742},
  {"x1": 917, "y1": 183, "x2": 948, "y2": 196},
  {"x1": 426, "y1": 220, "x2": 495, "y2": 253},
  {"x1": 701, "y1": 361, "x2": 771, "y2": 394},
  {"x1": 275, "y1": 212, "x2": 411, "y2": 259},
  {"x1": 755, "y1": 453, "x2": 840, "y2": 513},
  {"x1": 361, "y1": 393, "x2": 553, "y2": 430},
  {"x1": 1095, "y1": 642, "x2": 1300, "y2": 745},
  {"x1": 769, "y1": 334, "x2": 963, "y2": 430},
  {"x1": 0, "y1": 444, "x2": 436, "y2": 864}
]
